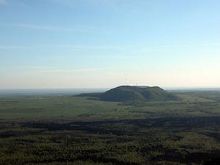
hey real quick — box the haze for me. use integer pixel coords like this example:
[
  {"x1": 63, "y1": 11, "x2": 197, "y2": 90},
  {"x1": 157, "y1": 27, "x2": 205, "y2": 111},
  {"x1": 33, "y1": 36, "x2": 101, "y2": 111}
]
[{"x1": 1, "y1": 0, "x2": 220, "y2": 89}]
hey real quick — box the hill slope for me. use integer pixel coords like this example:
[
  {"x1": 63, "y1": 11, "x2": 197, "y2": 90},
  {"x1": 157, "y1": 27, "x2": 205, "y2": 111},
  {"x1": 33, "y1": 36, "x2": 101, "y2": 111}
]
[{"x1": 100, "y1": 86, "x2": 178, "y2": 102}]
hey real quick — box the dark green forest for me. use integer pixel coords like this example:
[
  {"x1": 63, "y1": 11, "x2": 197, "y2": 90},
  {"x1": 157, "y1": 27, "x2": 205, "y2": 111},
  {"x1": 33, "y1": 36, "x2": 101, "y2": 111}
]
[{"x1": 0, "y1": 90, "x2": 220, "y2": 165}]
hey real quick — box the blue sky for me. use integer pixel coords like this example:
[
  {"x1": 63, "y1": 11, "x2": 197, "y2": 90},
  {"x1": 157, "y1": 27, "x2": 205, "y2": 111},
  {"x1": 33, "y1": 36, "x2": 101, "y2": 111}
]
[{"x1": 0, "y1": 0, "x2": 220, "y2": 89}]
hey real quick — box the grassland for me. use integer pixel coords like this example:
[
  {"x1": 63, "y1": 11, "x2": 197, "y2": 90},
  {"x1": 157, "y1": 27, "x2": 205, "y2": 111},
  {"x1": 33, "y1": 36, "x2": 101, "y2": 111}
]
[{"x1": 0, "y1": 91, "x2": 220, "y2": 164}]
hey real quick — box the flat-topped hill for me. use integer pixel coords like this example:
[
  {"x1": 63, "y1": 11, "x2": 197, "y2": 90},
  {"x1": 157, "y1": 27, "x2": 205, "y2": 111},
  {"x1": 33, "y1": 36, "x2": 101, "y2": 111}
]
[{"x1": 99, "y1": 86, "x2": 178, "y2": 102}]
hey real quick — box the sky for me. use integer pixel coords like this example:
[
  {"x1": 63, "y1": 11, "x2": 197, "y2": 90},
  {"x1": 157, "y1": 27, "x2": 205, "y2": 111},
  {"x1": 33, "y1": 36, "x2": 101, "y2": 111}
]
[{"x1": 0, "y1": 0, "x2": 220, "y2": 89}]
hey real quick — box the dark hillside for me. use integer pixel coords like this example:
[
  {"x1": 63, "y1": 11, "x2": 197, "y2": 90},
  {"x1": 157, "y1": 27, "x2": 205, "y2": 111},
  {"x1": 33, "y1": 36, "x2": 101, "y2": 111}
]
[{"x1": 100, "y1": 86, "x2": 178, "y2": 102}]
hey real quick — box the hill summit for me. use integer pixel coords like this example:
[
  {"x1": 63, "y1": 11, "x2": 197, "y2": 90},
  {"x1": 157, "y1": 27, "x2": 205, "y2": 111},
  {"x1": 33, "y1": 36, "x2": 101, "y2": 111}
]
[{"x1": 100, "y1": 86, "x2": 178, "y2": 102}]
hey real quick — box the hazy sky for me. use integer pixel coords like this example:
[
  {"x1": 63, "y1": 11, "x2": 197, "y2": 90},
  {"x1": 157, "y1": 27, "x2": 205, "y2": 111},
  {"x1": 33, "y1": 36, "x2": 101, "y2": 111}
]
[{"x1": 1, "y1": 0, "x2": 220, "y2": 89}]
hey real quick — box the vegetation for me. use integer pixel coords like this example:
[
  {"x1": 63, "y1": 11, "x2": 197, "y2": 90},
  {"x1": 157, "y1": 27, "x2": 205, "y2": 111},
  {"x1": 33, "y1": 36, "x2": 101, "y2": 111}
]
[{"x1": 0, "y1": 90, "x2": 220, "y2": 164}]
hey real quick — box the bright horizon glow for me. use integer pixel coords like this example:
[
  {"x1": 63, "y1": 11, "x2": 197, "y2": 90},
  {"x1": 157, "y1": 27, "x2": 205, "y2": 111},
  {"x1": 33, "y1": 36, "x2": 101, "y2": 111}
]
[{"x1": 1, "y1": 0, "x2": 220, "y2": 89}]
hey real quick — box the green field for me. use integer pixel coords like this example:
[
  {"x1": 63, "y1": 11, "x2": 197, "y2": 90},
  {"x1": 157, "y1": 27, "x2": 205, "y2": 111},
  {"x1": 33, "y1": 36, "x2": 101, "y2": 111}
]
[
  {"x1": 1, "y1": 91, "x2": 220, "y2": 121},
  {"x1": 0, "y1": 91, "x2": 220, "y2": 164}
]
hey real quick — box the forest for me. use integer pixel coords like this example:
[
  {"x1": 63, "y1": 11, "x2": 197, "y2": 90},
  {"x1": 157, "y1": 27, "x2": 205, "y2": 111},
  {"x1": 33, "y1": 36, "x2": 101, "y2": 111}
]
[{"x1": 0, "y1": 90, "x2": 220, "y2": 164}]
